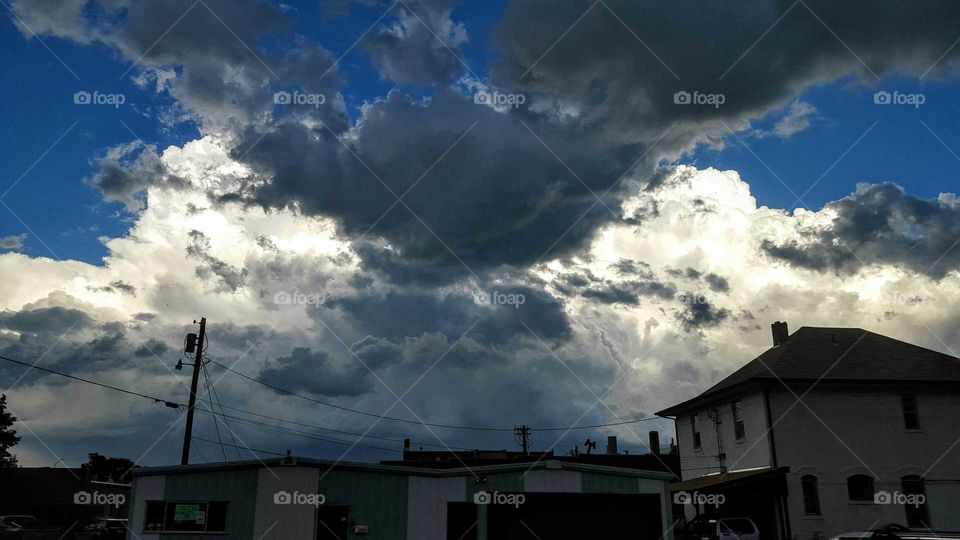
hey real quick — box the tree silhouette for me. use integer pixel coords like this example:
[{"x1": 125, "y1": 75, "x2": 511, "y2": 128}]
[{"x1": 0, "y1": 394, "x2": 20, "y2": 467}]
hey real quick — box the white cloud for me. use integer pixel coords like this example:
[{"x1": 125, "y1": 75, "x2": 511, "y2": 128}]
[{"x1": 3, "y1": 158, "x2": 959, "y2": 466}]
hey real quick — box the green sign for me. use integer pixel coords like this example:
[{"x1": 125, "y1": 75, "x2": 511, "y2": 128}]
[{"x1": 174, "y1": 504, "x2": 200, "y2": 523}]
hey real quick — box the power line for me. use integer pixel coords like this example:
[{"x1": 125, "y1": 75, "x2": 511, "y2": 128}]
[
  {"x1": 206, "y1": 359, "x2": 662, "y2": 432},
  {"x1": 0, "y1": 354, "x2": 182, "y2": 406},
  {"x1": 200, "y1": 364, "x2": 227, "y2": 461},
  {"x1": 193, "y1": 406, "x2": 402, "y2": 454},
  {"x1": 208, "y1": 401, "x2": 469, "y2": 451},
  {"x1": 0, "y1": 353, "x2": 664, "y2": 440},
  {"x1": 0, "y1": 352, "x2": 460, "y2": 452},
  {"x1": 191, "y1": 435, "x2": 287, "y2": 457},
  {"x1": 202, "y1": 359, "x2": 241, "y2": 459},
  {"x1": 206, "y1": 360, "x2": 514, "y2": 432}
]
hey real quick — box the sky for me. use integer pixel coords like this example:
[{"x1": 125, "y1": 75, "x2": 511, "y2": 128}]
[{"x1": 1, "y1": 0, "x2": 960, "y2": 467}]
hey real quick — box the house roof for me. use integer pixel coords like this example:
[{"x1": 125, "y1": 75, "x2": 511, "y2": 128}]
[{"x1": 657, "y1": 326, "x2": 960, "y2": 416}]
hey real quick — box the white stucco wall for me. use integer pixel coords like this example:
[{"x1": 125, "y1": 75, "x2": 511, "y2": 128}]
[
  {"x1": 127, "y1": 475, "x2": 164, "y2": 540},
  {"x1": 769, "y1": 387, "x2": 960, "y2": 539},
  {"x1": 677, "y1": 391, "x2": 774, "y2": 481}
]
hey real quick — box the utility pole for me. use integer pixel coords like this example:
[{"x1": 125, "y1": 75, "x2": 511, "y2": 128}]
[
  {"x1": 514, "y1": 425, "x2": 531, "y2": 455},
  {"x1": 180, "y1": 317, "x2": 206, "y2": 465}
]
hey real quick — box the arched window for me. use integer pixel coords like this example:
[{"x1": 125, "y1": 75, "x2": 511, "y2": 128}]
[
  {"x1": 801, "y1": 475, "x2": 821, "y2": 515},
  {"x1": 847, "y1": 474, "x2": 874, "y2": 501},
  {"x1": 901, "y1": 475, "x2": 930, "y2": 528}
]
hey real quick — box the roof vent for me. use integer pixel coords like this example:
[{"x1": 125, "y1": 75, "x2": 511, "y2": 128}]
[{"x1": 771, "y1": 321, "x2": 789, "y2": 347}]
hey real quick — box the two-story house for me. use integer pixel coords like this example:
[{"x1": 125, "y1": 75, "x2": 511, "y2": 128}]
[{"x1": 657, "y1": 322, "x2": 960, "y2": 540}]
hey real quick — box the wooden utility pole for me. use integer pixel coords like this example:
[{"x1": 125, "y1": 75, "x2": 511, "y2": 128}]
[
  {"x1": 514, "y1": 425, "x2": 531, "y2": 455},
  {"x1": 180, "y1": 317, "x2": 206, "y2": 465}
]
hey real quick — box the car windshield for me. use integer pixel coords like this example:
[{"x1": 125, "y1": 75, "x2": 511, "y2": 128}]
[{"x1": 721, "y1": 519, "x2": 755, "y2": 535}]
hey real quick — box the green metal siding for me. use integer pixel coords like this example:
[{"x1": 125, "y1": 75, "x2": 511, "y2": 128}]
[
  {"x1": 161, "y1": 469, "x2": 259, "y2": 540},
  {"x1": 581, "y1": 472, "x2": 639, "y2": 494},
  {"x1": 317, "y1": 469, "x2": 408, "y2": 540}
]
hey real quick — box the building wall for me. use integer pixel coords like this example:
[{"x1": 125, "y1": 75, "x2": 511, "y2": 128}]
[
  {"x1": 253, "y1": 467, "x2": 319, "y2": 539},
  {"x1": 676, "y1": 391, "x2": 774, "y2": 481},
  {"x1": 127, "y1": 475, "x2": 164, "y2": 539},
  {"x1": 768, "y1": 387, "x2": 960, "y2": 539},
  {"x1": 317, "y1": 468, "x2": 409, "y2": 540},
  {"x1": 407, "y1": 476, "x2": 467, "y2": 540},
  {"x1": 129, "y1": 464, "x2": 674, "y2": 540}
]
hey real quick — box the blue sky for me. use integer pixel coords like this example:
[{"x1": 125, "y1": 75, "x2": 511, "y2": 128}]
[{"x1": 2, "y1": 1, "x2": 959, "y2": 263}]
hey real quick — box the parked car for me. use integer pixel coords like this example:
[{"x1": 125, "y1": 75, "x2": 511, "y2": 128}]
[
  {"x1": 681, "y1": 516, "x2": 761, "y2": 540},
  {"x1": 831, "y1": 523, "x2": 960, "y2": 540},
  {"x1": 0, "y1": 515, "x2": 55, "y2": 540},
  {"x1": 73, "y1": 518, "x2": 127, "y2": 540}
]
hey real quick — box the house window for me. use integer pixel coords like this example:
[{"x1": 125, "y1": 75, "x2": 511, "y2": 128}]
[
  {"x1": 901, "y1": 475, "x2": 930, "y2": 528},
  {"x1": 846, "y1": 475, "x2": 874, "y2": 502},
  {"x1": 691, "y1": 415, "x2": 702, "y2": 450},
  {"x1": 144, "y1": 501, "x2": 228, "y2": 532},
  {"x1": 801, "y1": 475, "x2": 821, "y2": 515},
  {"x1": 732, "y1": 401, "x2": 745, "y2": 440},
  {"x1": 902, "y1": 394, "x2": 920, "y2": 430}
]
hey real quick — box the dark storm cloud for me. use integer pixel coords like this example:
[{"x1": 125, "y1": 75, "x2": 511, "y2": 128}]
[
  {"x1": 330, "y1": 286, "x2": 571, "y2": 345},
  {"x1": 608, "y1": 259, "x2": 654, "y2": 278},
  {"x1": 237, "y1": 90, "x2": 639, "y2": 278},
  {"x1": 493, "y1": 0, "x2": 960, "y2": 145},
  {"x1": 762, "y1": 183, "x2": 960, "y2": 279},
  {"x1": 89, "y1": 280, "x2": 138, "y2": 296},
  {"x1": 675, "y1": 295, "x2": 730, "y2": 332},
  {"x1": 581, "y1": 280, "x2": 677, "y2": 306},
  {"x1": 363, "y1": 0, "x2": 468, "y2": 86},
  {"x1": 259, "y1": 347, "x2": 373, "y2": 397},
  {"x1": 88, "y1": 143, "x2": 188, "y2": 212},
  {"x1": 704, "y1": 273, "x2": 731, "y2": 293},
  {"x1": 552, "y1": 268, "x2": 676, "y2": 305},
  {"x1": 0, "y1": 234, "x2": 27, "y2": 250},
  {"x1": 11, "y1": 0, "x2": 348, "y2": 130},
  {"x1": 667, "y1": 267, "x2": 731, "y2": 293},
  {"x1": 187, "y1": 230, "x2": 248, "y2": 292},
  {"x1": 0, "y1": 307, "x2": 93, "y2": 334}
]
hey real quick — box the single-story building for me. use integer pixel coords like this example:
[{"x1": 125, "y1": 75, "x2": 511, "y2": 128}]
[{"x1": 127, "y1": 456, "x2": 675, "y2": 540}]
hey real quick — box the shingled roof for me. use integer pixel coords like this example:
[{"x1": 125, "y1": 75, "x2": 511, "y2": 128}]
[{"x1": 657, "y1": 326, "x2": 960, "y2": 416}]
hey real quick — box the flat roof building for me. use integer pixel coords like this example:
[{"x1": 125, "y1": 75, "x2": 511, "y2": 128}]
[{"x1": 128, "y1": 456, "x2": 675, "y2": 540}]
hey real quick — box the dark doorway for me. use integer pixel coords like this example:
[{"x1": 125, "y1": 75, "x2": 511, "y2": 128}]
[
  {"x1": 487, "y1": 493, "x2": 662, "y2": 539},
  {"x1": 447, "y1": 502, "x2": 478, "y2": 540},
  {"x1": 901, "y1": 475, "x2": 931, "y2": 528},
  {"x1": 316, "y1": 505, "x2": 349, "y2": 540}
]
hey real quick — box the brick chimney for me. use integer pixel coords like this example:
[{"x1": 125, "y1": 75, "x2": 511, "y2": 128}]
[
  {"x1": 606, "y1": 436, "x2": 618, "y2": 455},
  {"x1": 771, "y1": 321, "x2": 789, "y2": 346},
  {"x1": 648, "y1": 431, "x2": 660, "y2": 455}
]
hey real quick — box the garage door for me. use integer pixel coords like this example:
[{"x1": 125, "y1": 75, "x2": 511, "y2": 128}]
[{"x1": 487, "y1": 493, "x2": 662, "y2": 539}]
